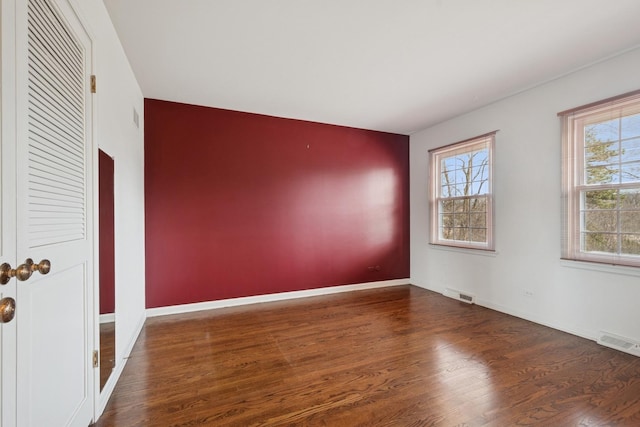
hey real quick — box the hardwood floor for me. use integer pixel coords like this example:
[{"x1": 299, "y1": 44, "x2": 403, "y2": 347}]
[{"x1": 93, "y1": 286, "x2": 640, "y2": 426}]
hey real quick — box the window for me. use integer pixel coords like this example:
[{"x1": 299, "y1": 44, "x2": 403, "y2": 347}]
[
  {"x1": 560, "y1": 90, "x2": 640, "y2": 267},
  {"x1": 429, "y1": 132, "x2": 495, "y2": 250}
]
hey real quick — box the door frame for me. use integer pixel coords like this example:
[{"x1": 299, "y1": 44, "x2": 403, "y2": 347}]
[{"x1": 1, "y1": 0, "x2": 19, "y2": 424}]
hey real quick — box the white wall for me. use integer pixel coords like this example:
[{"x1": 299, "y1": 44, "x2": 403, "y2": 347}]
[
  {"x1": 73, "y1": 0, "x2": 146, "y2": 408},
  {"x1": 410, "y1": 47, "x2": 640, "y2": 343}
]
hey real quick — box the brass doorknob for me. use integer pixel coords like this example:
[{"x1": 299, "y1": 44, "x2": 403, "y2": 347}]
[
  {"x1": 0, "y1": 259, "x2": 51, "y2": 284},
  {"x1": 31, "y1": 259, "x2": 51, "y2": 275},
  {"x1": 14, "y1": 261, "x2": 33, "y2": 281},
  {"x1": 0, "y1": 297, "x2": 16, "y2": 323},
  {"x1": 0, "y1": 263, "x2": 12, "y2": 285},
  {"x1": 32, "y1": 259, "x2": 51, "y2": 275}
]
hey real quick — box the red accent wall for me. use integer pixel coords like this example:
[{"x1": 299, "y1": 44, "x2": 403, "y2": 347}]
[
  {"x1": 99, "y1": 149, "x2": 116, "y2": 314},
  {"x1": 144, "y1": 99, "x2": 409, "y2": 308}
]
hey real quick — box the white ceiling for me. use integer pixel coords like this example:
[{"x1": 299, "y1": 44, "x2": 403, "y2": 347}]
[{"x1": 104, "y1": 0, "x2": 640, "y2": 135}]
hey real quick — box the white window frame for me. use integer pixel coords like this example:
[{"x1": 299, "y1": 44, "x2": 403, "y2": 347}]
[
  {"x1": 429, "y1": 132, "x2": 496, "y2": 251},
  {"x1": 560, "y1": 90, "x2": 640, "y2": 268}
]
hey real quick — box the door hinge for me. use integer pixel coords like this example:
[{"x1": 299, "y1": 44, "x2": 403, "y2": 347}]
[
  {"x1": 90, "y1": 75, "x2": 96, "y2": 93},
  {"x1": 93, "y1": 350, "x2": 99, "y2": 368}
]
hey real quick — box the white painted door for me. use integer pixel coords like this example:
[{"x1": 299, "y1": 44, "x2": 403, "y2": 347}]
[{"x1": 1, "y1": 0, "x2": 95, "y2": 425}]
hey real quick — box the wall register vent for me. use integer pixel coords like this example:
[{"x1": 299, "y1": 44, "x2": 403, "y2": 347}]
[
  {"x1": 443, "y1": 288, "x2": 475, "y2": 304},
  {"x1": 597, "y1": 331, "x2": 640, "y2": 357}
]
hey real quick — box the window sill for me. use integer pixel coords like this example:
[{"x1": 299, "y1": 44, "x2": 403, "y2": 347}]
[
  {"x1": 429, "y1": 243, "x2": 498, "y2": 257},
  {"x1": 560, "y1": 259, "x2": 640, "y2": 277}
]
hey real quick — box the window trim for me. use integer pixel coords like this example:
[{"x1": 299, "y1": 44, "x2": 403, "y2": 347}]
[
  {"x1": 560, "y1": 90, "x2": 640, "y2": 268},
  {"x1": 429, "y1": 131, "x2": 496, "y2": 251}
]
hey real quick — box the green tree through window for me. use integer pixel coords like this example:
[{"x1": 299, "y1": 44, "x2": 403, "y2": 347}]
[
  {"x1": 562, "y1": 92, "x2": 640, "y2": 267},
  {"x1": 582, "y1": 116, "x2": 640, "y2": 256}
]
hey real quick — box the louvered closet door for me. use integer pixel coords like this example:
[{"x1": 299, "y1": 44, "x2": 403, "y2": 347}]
[{"x1": 15, "y1": 0, "x2": 94, "y2": 425}]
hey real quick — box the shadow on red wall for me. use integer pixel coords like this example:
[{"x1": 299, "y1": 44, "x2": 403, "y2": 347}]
[{"x1": 145, "y1": 99, "x2": 409, "y2": 308}]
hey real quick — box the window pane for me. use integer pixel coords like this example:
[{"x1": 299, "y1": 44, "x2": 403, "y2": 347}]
[
  {"x1": 442, "y1": 157, "x2": 457, "y2": 171},
  {"x1": 621, "y1": 138, "x2": 640, "y2": 163},
  {"x1": 621, "y1": 234, "x2": 640, "y2": 255},
  {"x1": 454, "y1": 167, "x2": 466, "y2": 184},
  {"x1": 453, "y1": 227, "x2": 468, "y2": 241},
  {"x1": 620, "y1": 212, "x2": 640, "y2": 233},
  {"x1": 586, "y1": 165, "x2": 619, "y2": 184},
  {"x1": 620, "y1": 188, "x2": 640, "y2": 209},
  {"x1": 441, "y1": 172, "x2": 453, "y2": 197},
  {"x1": 621, "y1": 113, "x2": 640, "y2": 139},
  {"x1": 470, "y1": 212, "x2": 486, "y2": 228},
  {"x1": 586, "y1": 119, "x2": 619, "y2": 143},
  {"x1": 440, "y1": 226, "x2": 453, "y2": 240},
  {"x1": 621, "y1": 162, "x2": 640, "y2": 183},
  {"x1": 586, "y1": 141, "x2": 618, "y2": 167},
  {"x1": 472, "y1": 164, "x2": 488, "y2": 182},
  {"x1": 584, "y1": 211, "x2": 617, "y2": 232},
  {"x1": 470, "y1": 148, "x2": 488, "y2": 161},
  {"x1": 454, "y1": 183, "x2": 467, "y2": 196},
  {"x1": 441, "y1": 199, "x2": 454, "y2": 213},
  {"x1": 453, "y1": 213, "x2": 468, "y2": 228},
  {"x1": 453, "y1": 198, "x2": 470, "y2": 213},
  {"x1": 583, "y1": 232, "x2": 618, "y2": 253},
  {"x1": 470, "y1": 197, "x2": 487, "y2": 212},
  {"x1": 469, "y1": 179, "x2": 488, "y2": 195},
  {"x1": 584, "y1": 189, "x2": 618, "y2": 210},
  {"x1": 441, "y1": 213, "x2": 454, "y2": 229},
  {"x1": 470, "y1": 228, "x2": 486, "y2": 243}
]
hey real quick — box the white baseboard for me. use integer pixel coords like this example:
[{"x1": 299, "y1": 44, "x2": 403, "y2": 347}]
[
  {"x1": 99, "y1": 313, "x2": 115, "y2": 324},
  {"x1": 474, "y1": 298, "x2": 595, "y2": 342},
  {"x1": 146, "y1": 279, "x2": 411, "y2": 318},
  {"x1": 410, "y1": 281, "x2": 595, "y2": 342}
]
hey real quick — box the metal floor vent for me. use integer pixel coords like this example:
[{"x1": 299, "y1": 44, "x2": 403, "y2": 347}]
[
  {"x1": 443, "y1": 288, "x2": 475, "y2": 304},
  {"x1": 597, "y1": 331, "x2": 640, "y2": 357}
]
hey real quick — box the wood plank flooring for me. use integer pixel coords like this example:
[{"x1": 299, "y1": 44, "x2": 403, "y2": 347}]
[{"x1": 93, "y1": 286, "x2": 640, "y2": 426}]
